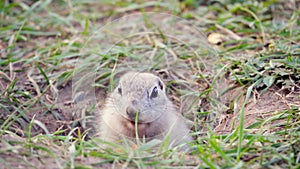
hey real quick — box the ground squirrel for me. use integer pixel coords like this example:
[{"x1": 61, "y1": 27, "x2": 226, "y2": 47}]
[{"x1": 97, "y1": 72, "x2": 192, "y2": 147}]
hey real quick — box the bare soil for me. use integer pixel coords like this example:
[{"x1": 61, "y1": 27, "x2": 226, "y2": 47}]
[{"x1": 214, "y1": 84, "x2": 300, "y2": 134}]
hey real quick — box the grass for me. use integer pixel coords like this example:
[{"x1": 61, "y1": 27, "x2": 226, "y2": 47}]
[{"x1": 0, "y1": 0, "x2": 299, "y2": 168}]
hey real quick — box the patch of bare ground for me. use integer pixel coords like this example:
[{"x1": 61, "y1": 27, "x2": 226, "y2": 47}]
[{"x1": 214, "y1": 82, "x2": 300, "y2": 134}]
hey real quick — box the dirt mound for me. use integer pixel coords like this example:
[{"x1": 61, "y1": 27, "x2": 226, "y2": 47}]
[{"x1": 214, "y1": 84, "x2": 300, "y2": 134}]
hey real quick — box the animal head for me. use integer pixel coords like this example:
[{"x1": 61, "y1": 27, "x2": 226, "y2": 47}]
[{"x1": 111, "y1": 72, "x2": 168, "y2": 123}]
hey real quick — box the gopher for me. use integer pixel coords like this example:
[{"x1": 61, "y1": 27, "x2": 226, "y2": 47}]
[{"x1": 97, "y1": 72, "x2": 192, "y2": 147}]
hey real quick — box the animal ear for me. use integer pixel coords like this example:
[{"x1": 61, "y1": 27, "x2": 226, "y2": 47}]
[{"x1": 158, "y1": 79, "x2": 164, "y2": 91}]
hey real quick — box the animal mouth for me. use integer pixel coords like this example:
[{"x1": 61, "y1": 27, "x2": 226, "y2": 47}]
[
  {"x1": 125, "y1": 116, "x2": 148, "y2": 124},
  {"x1": 121, "y1": 111, "x2": 149, "y2": 124},
  {"x1": 121, "y1": 116, "x2": 150, "y2": 133},
  {"x1": 118, "y1": 108, "x2": 163, "y2": 124},
  {"x1": 129, "y1": 119, "x2": 146, "y2": 125},
  {"x1": 120, "y1": 115, "x2": 149, "y2": 126}
]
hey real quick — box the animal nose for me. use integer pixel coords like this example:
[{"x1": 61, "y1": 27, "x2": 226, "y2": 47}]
[
  {"x1": 126, "y1": 106, "x2": 139, "y2": 120},
  {"x1": 131, "y1": 100, "x2": 138, "y2": 105}
]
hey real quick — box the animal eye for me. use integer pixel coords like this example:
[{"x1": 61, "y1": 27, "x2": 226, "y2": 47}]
[
  {"x1": 118, "y1": 87, "x2": 122, "y2": 95},
  {"x1": 150, "y1": 86, "x2": 158, "y2": 99}
]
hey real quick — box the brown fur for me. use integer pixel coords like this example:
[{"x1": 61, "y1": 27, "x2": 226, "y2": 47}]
[{"x1": 96, "y1": 72, "x2": 192, "y2": 146}]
